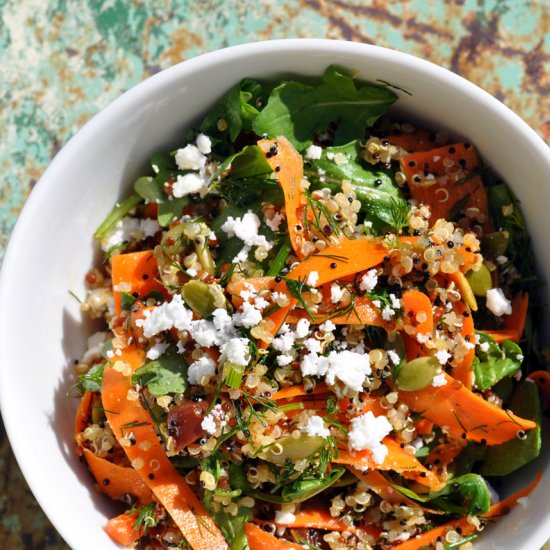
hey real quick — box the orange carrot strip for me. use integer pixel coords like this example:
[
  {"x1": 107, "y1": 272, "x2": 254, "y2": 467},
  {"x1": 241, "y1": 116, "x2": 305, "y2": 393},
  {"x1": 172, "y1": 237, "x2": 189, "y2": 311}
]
[
  {"x1": 258, "y1": 137, "x2": 307, "y2": 259},
  {"x1": 402, "y1": 289, "x2": 433, "y2": 336},
  {"x1": 244, "y1": 522, "x2": 302, "y2": 550},
  {"x1": 102, "y1": 346, "x2": 228, "y2": 550},
  {"x1": 400, "y1": 143, "x2": 490, "y2": 230},
  {"x1": 272, "y1": 383, "x2": 329, "y2": 401},
  {"x1": 111, "y1": 250, "x2": 169, "y2": 316},
  {"x1": 398, "y1": 372, "x2": 536, "y2": 445},
  {"x1": 415, "y1": 418, "x2": 434, "y2": 436},
  {"x1": 265, "y1": 238, "x2": 388, "y2": 337},
  {"x1": 453, "y1": 300, "x2": 475, "y2": 389},
  {"x1": 485, "y1": 293, "x2": 529, "y2": 344},
  {"x1": 392, "y1": 470, "x2": 542, "y2": 550},
  {"x1": 334, "y1": 438, "x2": 445, "y2": 491},
  {"x1": 105, "y1": 511, "x2": 143, "y2": 546},
  {"x1": 82, "y1": 448, "x2": 153, "y2": 505}
]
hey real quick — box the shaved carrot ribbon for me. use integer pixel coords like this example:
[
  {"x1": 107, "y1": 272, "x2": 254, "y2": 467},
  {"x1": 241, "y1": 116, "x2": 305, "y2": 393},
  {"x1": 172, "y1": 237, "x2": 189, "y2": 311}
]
[
  {"x1": 244, "y1": 522, "x2": 302, "y2": 549},
  {"x1": 398, "y1": 372, "x2": 536, "y2": 445},
  {"x1": 102, "y1": 346, "x2": 228, "y2": 550},
  {"x1": 484, "y1": 293, "x2": 529, "y2": 344}
]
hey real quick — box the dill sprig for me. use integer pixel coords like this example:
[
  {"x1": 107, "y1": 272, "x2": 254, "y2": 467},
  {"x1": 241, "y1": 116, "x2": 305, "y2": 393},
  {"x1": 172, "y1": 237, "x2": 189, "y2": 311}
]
[{"x1": 281, "y1": 276, "x2": 315, "y2": 321}]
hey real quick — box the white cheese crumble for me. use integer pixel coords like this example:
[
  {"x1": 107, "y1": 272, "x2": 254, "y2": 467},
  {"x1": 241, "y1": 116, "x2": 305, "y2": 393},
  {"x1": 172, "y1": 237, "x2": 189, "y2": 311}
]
[
  {"x1": 188, "y1": 356, "x2": 216, "y2": 385},
  {"x1": 135, "y1": 294, "x2": 193, "y2": 338},
  {"x1": 479, "y1": 341, "x2": 490, "y2": 353},
  {"x1": 195, "y1": 133, "x2": 212, "y2": 155},
  {"x1": 386, "y1": 349, "x2": 400, "y2": 366},
  {"x1": 320, "y1": 320, "x2": 336, "y2": 333},
  {"x1": 201, "y1": 414, "x2": 217, "y2": 434},
  {"x1": 274, "y1": 510, "x2": 297, "y2": 525},
  {"x1": 325, "y1": 350, "x2": 371, "y2": 392},
  {"x1": 330, "y1": 283, "x2": 344, "y2": 304},
  {"x1": 432, "y1": 372, "x2": 447, "y2": 387},
  {"x1": 272, "y1": 332, "x2": 296, "y2": 353},
  {"x1": 304, "y1": 338, "x2": 322, "y2": 353},
  {"x1": 416, "y1": 333, "x2": 430, "y2": 344},
  {"x1": 295, "y1": 318, "x2": 311, "y2": 338},
  {"x1": 146, "y1": 342, "x2": 169, "y2": 360},
  {"x1": 306, "y1": 271, "x2": 319, "y2": 287},
  {"x1": 381, "y1": 306, "x2": 396, "y2": 321},
  {"x1": 348, "y1": 411, "x2": 392, "y2": 464},
  {"x1": 221, "y1": 211, "x2": 273, "y2": 252},
  {"x1": 486, "y1": 288, "x2": 512, "y2": 317},
  {"x1": 359, "y1": 269, "x2": 378, "y2": 292},
  {"x1": 172, "y1": 172, "x2": 208, "y2": 198},
  {"x1": 82, "y1": 331, "x2": 111, "y2": 363},
  {"x1": 175, "y1": 144, "x2": 206, "y2": 171},
  {"x1": 101, "y1": 217, "x2": 161, "y2": 252},
  {"x1": 302, "y1": 415, "x2": 331, "y2": 438},
  {"x1": 435, "y1": 349, "x2": 451, "y2": 365},
  {"x1": 304, "y1": 144, "x2": 323, "y2": 160},
  {"x1": 220, "y1": 338, "x2": 250, "y2": 366},
  {"x1": 264, "y1": 211, "x2": 284, "y2": 232},
  {"x1": 276, "y1": 354, "x2": 294, "y2": 367}
]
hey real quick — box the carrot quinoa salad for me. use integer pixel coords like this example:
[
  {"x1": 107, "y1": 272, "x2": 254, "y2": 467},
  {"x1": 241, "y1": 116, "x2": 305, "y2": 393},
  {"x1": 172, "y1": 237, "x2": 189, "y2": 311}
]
[{"x1": 72, "y1": 67, "x2": 547, "y2": 550}]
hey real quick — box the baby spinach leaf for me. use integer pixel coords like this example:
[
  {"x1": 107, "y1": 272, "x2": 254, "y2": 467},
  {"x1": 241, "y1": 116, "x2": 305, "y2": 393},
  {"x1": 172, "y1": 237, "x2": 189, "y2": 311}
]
[
  {"x1": 473, "y1": 331, "x2": 523, "y2": 390},
  {"x1": 201, "y1": 78, "x2": 263, "y2": 143},
  {"x1": 218, "y1": 145, "x2": 272, "y2": 180},
  {"x1": 157, "y1": 196, "x2": 190, "y2": 227},
  {"x1": 306, "y1": 140, "x2": 408, "y2": 232},
  {"x1": 480, "y1": 380, "x2": 542, "y2": 476},
  {"x1": 395, "y1": 474, "x2": 490, "y2": 516},
  {"x1": 253, "y1": 66, "x2": 397, "y2": 150},
  {"x1": 280, "y1": 467, "x2": 345, "y2": 503},
  {"x1": 134, "y1": 176, "x2": 164, "y2": 203},
  {"x1": 132, "y1": 347, "x2": 187, "y2": 397}
]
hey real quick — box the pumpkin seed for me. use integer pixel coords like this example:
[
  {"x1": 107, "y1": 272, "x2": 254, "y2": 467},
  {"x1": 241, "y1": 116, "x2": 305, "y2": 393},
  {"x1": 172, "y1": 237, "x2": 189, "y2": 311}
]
[
  {"x1": 396, "y1": 356, "x2": 439, "y2": 391},
  {"x1": 466, "y1": 263, "x2": 492, "y2": 297},
  {"x1": 182, "y1": 280, "x2": 218, "y2": 318}
]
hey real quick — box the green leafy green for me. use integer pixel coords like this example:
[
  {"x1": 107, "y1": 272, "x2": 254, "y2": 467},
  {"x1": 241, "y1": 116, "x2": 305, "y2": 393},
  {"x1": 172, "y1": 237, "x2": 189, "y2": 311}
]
[
  {"x1": 395, "y1": 474, "x2": 490, "y2": 516},
  {"x1": 201, "y1": 78, "x2": 263, "y2": 143},
  {"x1": 480, "y1": 380, "x2": 542, "y2": 476},
  {"x1": 77, "y1": 363, "x2": 105, "y2": 394},
  {"x1": 215, "y1": 145, "x2": 272, "y2": 181},
  {"x1": 134, "y1": 176, "x2": 164, "y2": 203},
  {"x1": 473, "y1": 331, "x2": 523, "y2": 390},
  {"x1": 130, "y1": 502, "x2": 159, "y2": 534},
  {"x1": 120, "y1": 291, "x2": 137, "y2": 311},
  {"x1": 253, "y1": 66, "x2": 397, "y2": 150},
  {"x1": 306, "y1": 140, "x2": 408, "y2": 232},
  {"x1": 157, "y1": 196, "x2": 190, "y2": 227},
  {"x1": 131, "y1": 347, "x2": 187, "y2": 397}
]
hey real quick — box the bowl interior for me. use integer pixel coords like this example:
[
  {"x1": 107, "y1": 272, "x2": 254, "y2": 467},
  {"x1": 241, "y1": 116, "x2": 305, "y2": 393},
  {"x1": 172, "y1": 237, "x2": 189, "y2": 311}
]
[{"x1": 1, "y1": 40, "x2": 549, "y2": 549}]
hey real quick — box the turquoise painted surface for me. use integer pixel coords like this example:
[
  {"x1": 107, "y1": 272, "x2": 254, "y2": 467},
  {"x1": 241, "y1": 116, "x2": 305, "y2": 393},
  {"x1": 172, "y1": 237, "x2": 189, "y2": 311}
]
[{"x1": 1, "y1": 0, "x2": 549, "y2": 547}]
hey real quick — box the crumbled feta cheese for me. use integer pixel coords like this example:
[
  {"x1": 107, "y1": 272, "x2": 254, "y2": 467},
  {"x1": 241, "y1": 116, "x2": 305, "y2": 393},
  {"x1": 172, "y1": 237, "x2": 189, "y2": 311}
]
[
  {"x1": 83, "y1": 331, "x2": 111, "y2": 363},
  {"x1": 220, "y1": 338, "x2": 249, "y2": 366},
  {"x1": 359, "y1": 269, "x2": 378, "y2": 292},
  {"x1": 254, "y1": 296, "x2": 270, "y2": 311},
  {"x1": 175, "y1": 144, "x2": 206, "y2": 171},
  {"x1": 416, "y1": 333, "x2": 430, "y2": 344},
  {"x1": 435, "y1": 349, "x2": 451, "y2": 365},
  {"x1": 386, "y1": 349, "x2": 400, "y2": 366},
  {"x1": 221, "y1": 211, "x2": 273, "y2": 250},
  {"x1": 195, "y1": 133, "x2": 212, "y2": 155},
  {"x1": 201, "y1": 414, "x2": 216, "y2": 434},
  {"x1": 272, "y1": 332, "x2": 296, "y2": 353},
  {"x1": 381, "y1": 306, "x2": 396, "y2": 321},
  {"x1": 146, "y1": 342, "x2": 169, "y2": 360},
  {"x1": 295, "y1": 318, "x2": 310, "y2": 338},
  {"x1": 141, "y1": 218, "x2": 161, "y2": 238},
  {"x1": 265, "y1": 211, "x2": 284, "y2": 232},
  {"x1": 300, "y1": 352, "x2": 329, "y2": 377},
  {"x1": 189, "y1": 320, "x2": 218, "y2": 347},
  {"x1": 432, "y1": 373, "x2": 447, "y2": 387},
  {"x1": 274, "y1": 510, "x2": 297, "y2": 525},
  {"x1": 389, "y1": 293, "x2": 401, "y2": 309},
  {"x1": 304, "y1": 144, "x2": 323, "y2": 160},
  {"x1": 486, "y1": 288, "x2": 512, "y2": 317},
  {"x1": 304, "y1": 338, "x2": 321, "y2": 353},
  {"x1": 325, "y1": 350, "x2": 371, "y2": 392},
  {"x1": 348, "y1": 411, "x2": 392, "y2": 464},
  {"x1": 101, "y1": 217, "x2": 161, "y2": 252},
  {"x1": 135, "y1": 294, "x2": 193, "y2": 338},
  {"x1": 302, "y1": 415, "x2": 331, "y2": 438},
  {"x1": 278, "y1": 323, "x2": 291, "y2": 334},
  {"x1": 188, "y1": 356, "x2": 216, "y2": 385},
  {"x1": 496, "y1": 255, "x2": 508, "y2": 265},
  {"x1": 233, "y1": 245, "x2": 251, "y2": 263},
  {"x1": 276, "y1": 354, "x2": 294, "y2": 367},
  {"x1": 172, "y1": 172, "x2": 208, "y2": 198},
  {"x1": 320, "y1": 320, "x2": 336, "y2": 333},
  {"x1": 306, "y1": 271, "x2": 319, "y2": 287},
  {"x1": 235, "y1": 302, "x2": 262, "y2": 328},
  {"x1": 330, "y1": 283, "x2": 344, "y2": 304},
  {"x1": 479, "y1": 341, "x2": 490, "y2": 353}
]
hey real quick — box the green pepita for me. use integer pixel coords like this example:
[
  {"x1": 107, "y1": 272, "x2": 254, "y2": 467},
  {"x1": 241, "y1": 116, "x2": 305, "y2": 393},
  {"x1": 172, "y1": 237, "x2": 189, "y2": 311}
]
[{"x1": 396, "y1": 356, "x2": 439, "y2": 391}]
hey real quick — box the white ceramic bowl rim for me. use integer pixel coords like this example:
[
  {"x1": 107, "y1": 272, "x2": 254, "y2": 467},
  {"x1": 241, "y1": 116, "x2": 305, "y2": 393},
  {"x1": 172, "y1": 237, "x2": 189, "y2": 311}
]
[{"x1": 1, "y1": 39, "x2": 549, "y2": 549}]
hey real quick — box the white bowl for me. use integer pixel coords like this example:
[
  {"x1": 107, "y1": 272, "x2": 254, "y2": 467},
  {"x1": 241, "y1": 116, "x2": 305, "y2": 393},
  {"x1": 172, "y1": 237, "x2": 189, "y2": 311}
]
[{"x1": 1, "y1": 39, "x2": 549, "y2": 550}]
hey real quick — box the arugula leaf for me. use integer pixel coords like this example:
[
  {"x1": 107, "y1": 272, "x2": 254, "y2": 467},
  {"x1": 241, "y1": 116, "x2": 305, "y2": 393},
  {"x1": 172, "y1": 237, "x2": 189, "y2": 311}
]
[
  {"x1": 201, "y1": 78, "x2": 263, "y2": 143},
  {"x1": 131, "y1": 347, "x2": 187, "y2": 397},
  {"x1": 215, "y1": 145, "x2": 272, "y2": 181},
  {"x1": 306, "y1": 140, "x2": 408, "y2": 233},
  {"x1": 395, "y1": 474, "x2": 490, "y2": 516},
  {"x1": 480, "y1": 379, "x2": 542, "y2": 476},
  {"x1": 473, "y1": 331, "x2": 523, "y2": 390},
  {"x1": 253, "y1": 66, "x2": 397, "y2": 150}
]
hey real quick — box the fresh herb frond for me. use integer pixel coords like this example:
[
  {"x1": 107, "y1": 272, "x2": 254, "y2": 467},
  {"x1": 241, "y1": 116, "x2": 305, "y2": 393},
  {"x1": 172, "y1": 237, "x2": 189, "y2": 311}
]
[
  {"x1": 282, "y1": 276, "x2": 315, "y2": 320},
  {"x1": 68, "y1": 290, "x2": 83, "y2": 304},
  {"x1": 120, "y1": 420, "x2": 150, "y2": 436},
  {"x1": 388, "y1": 196, "x2": 410, "y2": 233},
  {"x1": 129, "y1": 502, "x2": 158, "y2": 533}
]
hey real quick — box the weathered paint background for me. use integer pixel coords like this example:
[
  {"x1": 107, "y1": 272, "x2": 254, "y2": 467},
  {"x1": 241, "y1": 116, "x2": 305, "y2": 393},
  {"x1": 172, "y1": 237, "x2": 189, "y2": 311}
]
[{"x1": 1, "y1": 0, "x2": 549, "y2": 547}]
